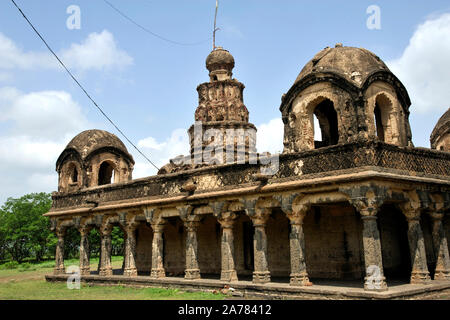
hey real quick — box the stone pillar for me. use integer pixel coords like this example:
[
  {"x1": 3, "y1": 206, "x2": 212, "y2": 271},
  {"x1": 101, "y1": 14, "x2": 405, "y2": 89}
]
[
  {"x1": 184, "y1": 220, "x2": 201, "y2": 280},
  {"x1": 360, "y1": 213, "x2": 387, "y2": 291},
  {"x1": 54, "y1": 228, "x2": 65, "y2": 274},
  {"x1": 251, "y1": 212, "x2": 271, "y2": 284},
  {"x1": 287, "y1": 206, "x2": 311, "y2": 286},
  {"x1": 123, "y1": 224, "x2": 138, "y2": 277},
  {"x1": 217, "y1": 212, "x2": 238, "y2": 282},
  {"x1": 79, "y1": 226, "x2": 90, "y2": 276},
  {"x1": 150, "y1": 223, "x2": 166, "y2": 278},
  {"x1": 430, "y1": 212, "x2": 450, "y2": 280},
  {"x1": 99, "y1": 224, "x2": 113, "y2": 276},
  {"x1": 403, "y1": 208, "x2": 431, "y2": 284}
]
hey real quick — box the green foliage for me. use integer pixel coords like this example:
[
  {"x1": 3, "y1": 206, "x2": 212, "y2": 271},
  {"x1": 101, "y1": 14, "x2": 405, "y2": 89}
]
[
  {"x1": 111, "y1": 226, "x2": 124, "y2": 256},
  {"x1": 0, "y1": 192, "x2": 52, "y2": 263},
  {"x1": 0, "y1": 261, "x2": 19, "y2": 270},
  {"x1": 0, "y1": 192, "x2": 125, "y2": 265}
]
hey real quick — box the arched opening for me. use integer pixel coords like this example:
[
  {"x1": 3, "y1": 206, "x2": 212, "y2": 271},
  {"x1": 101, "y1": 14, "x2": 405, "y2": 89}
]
[
  {"x1": 197, "y1": 215, "x2": 221, "y2": 279},
  {"x1": 374, "y1": 103, "x2": 385, "y2": 142},
  {"x1": 267, "y1": 209, "x2": 290, "y2": 282},
  {"x1": 313, "y1": 99, "x2": 339, "y2": 149},
  {"x1": 235, "y1": 213, "x2": 254, "y2": 280},
  {"x1": 420, "y1": 213, "x2": 436, "y2": 279},
  {"x1": 68, "y1": 163, "x2": 78, "y2": 184},
  {"x1": 373, "y1": 94, "x2": 394, "y2": 143},
  {"x1": 163, "y1": 217, "x2": 186, "y2": 278},
  {"x1": 135, "y1": 222, "x2": 153, "y2": 276},
  {"x1": 304, "y1": 202, "x2": 364, "y2": 283},
  {"x1": 378, "y1": 205, "x2": 411, "y2": 282},
  {"x1": 98, "y1": 161, "x2": 115, "y2": 185}
]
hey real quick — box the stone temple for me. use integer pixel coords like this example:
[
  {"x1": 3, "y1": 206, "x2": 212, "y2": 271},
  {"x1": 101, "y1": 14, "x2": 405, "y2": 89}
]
[{"x1": 45, "y1": 45, "x2": 450, "y2": 299}]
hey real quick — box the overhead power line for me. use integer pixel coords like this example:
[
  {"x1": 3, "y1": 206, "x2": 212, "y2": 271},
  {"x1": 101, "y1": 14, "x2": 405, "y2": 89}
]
[
  {"x1": 103, "y1": 0, "x2": 211, "y2": 46},
  {"x1": 10, "y1": 0, "x2": 160, "y2": 171}
]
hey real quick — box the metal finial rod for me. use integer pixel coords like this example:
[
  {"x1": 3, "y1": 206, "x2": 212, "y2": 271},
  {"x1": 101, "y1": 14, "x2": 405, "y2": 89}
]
[{"x1": 213, "y1": 0, "x2": 219, "y2": 50}]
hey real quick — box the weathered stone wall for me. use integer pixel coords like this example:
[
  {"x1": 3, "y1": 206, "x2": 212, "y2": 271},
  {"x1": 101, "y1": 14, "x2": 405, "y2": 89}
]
[
  {"x1": 50, "y1": 141, "x2": 450, "y2": 212},
  {"x1": 266, "y1": 210, "x2": 290, "y2": 277},
  {"x1": 163, "y1": 218, "x2": 185, "y2": 276},
  {"x1": 303, "y1": 204, "x2": 364, "y2": 280},
  {"x1": 434, "y1": 133, "x2": 450, "y2": 151},
  {"x1": 378, "y1": 205, "x2": 411, "y2": 279},
  {"x1": 197, "y1": 215, "x2": 221, "y2": 274},
  {"x1": 234, "y1": 214, "x2": 253, "y2": 276},
  {"x1": 135, "y1": 224, "x2": 153, "y2": 273}
]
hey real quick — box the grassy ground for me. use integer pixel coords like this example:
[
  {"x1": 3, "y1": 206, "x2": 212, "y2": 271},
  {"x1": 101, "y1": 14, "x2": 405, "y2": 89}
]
[{"x1": 0, "y1": 257, "x2": 225, "y2": 300}]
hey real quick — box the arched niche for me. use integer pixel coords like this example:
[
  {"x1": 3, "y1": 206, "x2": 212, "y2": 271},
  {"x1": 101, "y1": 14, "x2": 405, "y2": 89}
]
[
  {"x1": 98, "y1": 160, "x2": 117, "y2": 186},
  {"x1": 58, "y1": 160, "x2": 82, "y2": 192},
  {"x1": 365, "y1": 81, "x2": 408, "y2": 146},
  {"x1": 287, "y1": 82, "x2": 349, "y2": 152}
]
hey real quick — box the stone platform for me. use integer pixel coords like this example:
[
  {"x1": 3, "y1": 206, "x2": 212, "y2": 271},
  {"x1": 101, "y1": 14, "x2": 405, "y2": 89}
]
[{"x1": 45, "y1": 274, "x2": 450, "y2": 300}]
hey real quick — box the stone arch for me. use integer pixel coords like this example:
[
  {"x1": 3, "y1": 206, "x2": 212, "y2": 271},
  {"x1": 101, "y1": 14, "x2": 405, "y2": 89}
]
[
  {"x1": 288, "y1": 82, "x2": 348, "y2": 152},
  {"x1": 58, "y1": 160, "x2": 83, "y2": 192},
  {"x1": 98, "y1": 160, "x2": 117, "y2": 186},
  {"x1": 372, "y1": 92, "x2": 399, "y2": 144},
  {"x1": 292, "y1": 192, "x2": 365, "y2": 281},
  {"x1": 364, "y1": 81, "x2": 408, "y2": 146}
]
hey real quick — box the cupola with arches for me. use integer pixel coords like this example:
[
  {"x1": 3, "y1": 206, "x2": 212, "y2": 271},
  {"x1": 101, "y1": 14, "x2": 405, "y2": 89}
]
[
  {"x1": 280, "y1": 44, "x2": 413, "y2": 153},
  {"x1": 56, "y1": 129, "x2": 135, "y2": 192}
]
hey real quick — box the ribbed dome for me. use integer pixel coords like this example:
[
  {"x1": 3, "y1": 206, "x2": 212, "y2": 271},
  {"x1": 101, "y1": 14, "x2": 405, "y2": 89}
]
[
  {"x1": 206, "y1": 47, "x2": 235, "y2": 72},
  {"x1": 431, "y1": 108, "x2": 450, "y2": 145},
  {"x1": 294, "y1": 44, "x2": 391, "y2": 86},
  {"x1": 64, "y1": 129, "x2": 132, "y2": 160}
]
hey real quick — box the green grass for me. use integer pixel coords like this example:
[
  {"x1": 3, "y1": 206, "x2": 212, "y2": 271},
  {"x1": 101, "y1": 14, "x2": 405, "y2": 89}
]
[{"x1": 0, "y1": 258, "x2": 226, "y2": 300}]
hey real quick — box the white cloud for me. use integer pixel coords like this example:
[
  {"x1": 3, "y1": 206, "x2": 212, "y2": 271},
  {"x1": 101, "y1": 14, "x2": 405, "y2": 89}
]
[
  {"x1": 0, "y1": 30, "x2": 132, "y2": 72},
  {"x1": 0, "y1": 32, "x2": 54, "y2": 69},
  {"x1": 256, "y1": 118, "x2": 284, "y2": 154},
  {"x1": 134, "y1": 128, "x2": 190, "y2": 178},
  {"x1": 0, "y1": 87, "x2": 92, "y2": 204},
  {"x1": 60, "y1": 30, "x2": 133, "y2": 71},
  {"x1": 0, "y1": 87, "x2": 89, "y2": 138},
  {"x1": 387, "y1": 13, "x2": 450, "y2": 114}
]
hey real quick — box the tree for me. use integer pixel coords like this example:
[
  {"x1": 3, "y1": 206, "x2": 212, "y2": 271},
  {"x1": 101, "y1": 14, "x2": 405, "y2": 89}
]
[{"x1": 0, "y1": 193, "x2": 52, "y2": 262}]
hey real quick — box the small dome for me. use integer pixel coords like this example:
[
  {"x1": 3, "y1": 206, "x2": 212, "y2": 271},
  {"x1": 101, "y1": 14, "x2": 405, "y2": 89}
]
[
  {"x1": 64, "y1": 129, "x2": 133, "y2": 161},
  {"x1": 294, "y1": 45, "x2": 390, "y2": 86},
  {"x1": 431, "y1": 108, "x2": 450, "y2": 147},
  {"x1": 206, "y1": 47, "x2": 235, "y2": 73}
]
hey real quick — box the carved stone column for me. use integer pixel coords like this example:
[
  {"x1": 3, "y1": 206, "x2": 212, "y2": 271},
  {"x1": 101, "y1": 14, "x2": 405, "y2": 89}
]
[
  {"x1": 79, "y1": 225, "x2": 91, "y2": 276},
  {"x1": 252, "y1": 214, "x2": 271, "y2": 283},
  {"x1": 360, "y1": 212, "x2": 387, "y2": 291},
  {"x1": 217, "y1": 211, "x2": 238, "y2": 282},
  {"x1": 287, "y1": 205, "x2": 311, "y2": 286},
  {"x1": 184, "y1": 219, "x2": 201, "y2": 280},
  {"x1": 150, "y1": 223, "x2": 166, "y2": 278},
  {"x1": 341, "y1": 185, "x2": 388, "y2": 291},
  {"x1": 429, "y1": 212, "x2": 450, "y2": 280},
  {"x1": 54, "y1": 228, "x2": 65, "y2": 274},
  {"x1": 276, "y1": 193, "x2": 311, "y2": 286},
  {"x1": 402, "y1": 207, "x2": 431, "y2": 284},
  {"x1": 123, "y1": 223, "x2": 138, "y2": 277},
  {"x1": 99, "y1": 223, "x2": 113, "y2": 276},
  {"x1": 243, "y1": 199, "x2": 271, "y2": 284},
  {"x1": 179, "y1": 206, "x2": 201, "y2": 280}
]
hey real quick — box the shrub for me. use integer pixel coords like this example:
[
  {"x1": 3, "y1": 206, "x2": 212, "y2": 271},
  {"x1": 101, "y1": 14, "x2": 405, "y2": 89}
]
[{"x1": 0, "y1": 261, "x2": 19, "y2": 269}]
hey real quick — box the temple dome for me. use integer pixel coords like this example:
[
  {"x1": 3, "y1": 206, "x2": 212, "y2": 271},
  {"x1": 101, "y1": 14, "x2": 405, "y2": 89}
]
[
  {"x1": 430, "y1": 108, "x2": 450, "y2": 148},
  {"x1": 206, "y1": 47, "x2": 235, "y2": 73},
  {"x1": 63, "y1": 129, "x2": 133, "y2": 161},
  {"x1": 294, "y1": 44, "x2": 391, "y2": 86}
]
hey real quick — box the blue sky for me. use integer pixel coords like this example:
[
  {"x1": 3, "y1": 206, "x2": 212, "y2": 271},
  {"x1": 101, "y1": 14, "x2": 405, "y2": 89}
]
[{"x1": 1, "y1": 0, "x2": 450, "y2": 204}]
